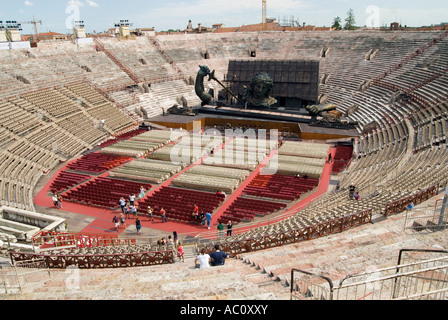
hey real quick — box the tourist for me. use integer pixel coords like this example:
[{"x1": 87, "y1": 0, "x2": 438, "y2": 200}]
[
  {"x1": 112, "y1": 214, "x2": 120, "y2": 232},
  {"x1": 57, "y1": 195, "x2": 63, "y2": 209},
  {"x1": 124, "y1": 205, "x2": 131, "y2": 219},
  {"x1": 135, "y1": 217, "x2": 142, "y2": 235},
  {"x1": 129, "y1": 204, "x2": 137, "y2": 217},
  {"x1": 177, "y1": 242, "x2": 185, "y2": 263},
  {"x1": 406, "y1": 201, "x2": 415, "y2": 211},
  {"x1": 200, "y1": 211, "x2": 206, "y2": 226},
  {"x1": 206, "y1": 211, "x2": 212, "y2": 229},
  {"x1": 192, "y1": 204, "x2": 199, "y2": 220},
  {"x1": 173, "y1": 231, "x2": 178, "y2": 247},
  {"x1": 120, "y1": 213, "x2": 126, "y2": 229},
  {"x1": 52, "y1": 194, "x2": 59, "y2": 208},
  {"x1": 349, "y1": 184, "x2": 356, "y2": 199},
  {"x1": 119, "y1": 197, "x2": 126, "y2": 213},
  {"x1": 157, "y1": 237, "x2": 166, "y2": 246},
  {"x1": 195, "y1": 248, "x2": 211, "y2": 269},
  {"x1": 129, "y1": 194, "x2": 136, "y2": 206},
  {"x1": 226, "y1": 221, "x2": 233, "y2": 237},
  {"x1": 209, "y1": 245, "x2": 228, "y2": 266},
  {"x1": 354, "y1": 192, "x2": 361, "y2": 200},
  {"x1": 217, "y1": 221, "x2": 225, "y2": 238},
  {"x1": 138, "y1": 186, "x2": 146, "y2": 199},
  {"x1": 160, "y1": 207, "x2": 168, "y2": 223},
  {"x1": 147, "y1": 205, "x2": 154, "y2": 223}
]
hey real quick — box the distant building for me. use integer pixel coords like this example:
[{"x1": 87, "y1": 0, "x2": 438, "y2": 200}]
[
  {"x1": 135, "y1": 28, "x2": 155, "y2": 37},
  {"x1": 212, "y1": 22, "x2": 329, "y2": 33},
  {"x1": 390, "y1": 22, "x2": 400, "y2": 31},
  {"x1": 21, "y1": 32, "x2": 68, "y2": 42}
]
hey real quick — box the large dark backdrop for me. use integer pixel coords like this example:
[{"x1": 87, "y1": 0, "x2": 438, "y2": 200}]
[{"x1": 225, "y1": 59, "x2": 320, "y2": 108}]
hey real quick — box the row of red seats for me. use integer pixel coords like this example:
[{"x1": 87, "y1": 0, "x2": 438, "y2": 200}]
[
  {"x1": 332, "y1": 145, "x2": 353, "y2": 173},
  {"x1": 138, "y1": 186, "x2": 224, "y2": 222},
  {"x1": 98, "y1": 129, "x2": 147, "y2": 148},
  {"x1": 50, "y1": 171, "x2": 92, "y2": 194},
  {"x1": 333, "y1": 145, "x2": 353, "y2": 161},
  {"x1": 67, "y1": 153, "x2": 132, "y2": 173},
  {"x1": 64, "y1": 177, "x2": 152, "y2": 208},
  {"x1": 218, "y1": 197, "x2": 287, "y2": 224},
  {"x1": 242, "y1": 174, "x2": 319, "y2": 201}
]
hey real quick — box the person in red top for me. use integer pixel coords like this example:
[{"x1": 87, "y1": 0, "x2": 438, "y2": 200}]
[
  {"x1": 192, "y1": 204, "x2": 199, "y2": 220},
  {"x1": 160, "y1": 207, "x2": 168, "y2": 223}
]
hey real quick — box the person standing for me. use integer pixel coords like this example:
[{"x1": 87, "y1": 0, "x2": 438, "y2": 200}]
[
  {"x1": 135, "y1": 217, "x2": 142, "y2": 235},
  {"x1": 119, "y1": 197, "x2": 126, "y2": 213},
  {"x1": 52, "y1": 194, "x2": 59, "y2": 208},
  {"x1": 173, "y1": 231, "x2": 178, "y2": 247},
  {"x1": 217, "y1": 221, "x2": 225, "y2": 238},
  {"x1": 349, "y1": 184, "x2": 356, "y2": 199},
  {"x1": 200, "y1": 211, "x2": 206, "y2": 226},
  {"x1": 112, "y1": 214, "x2": 120, "y2": 232},
  {"x1": 147, "y1": 205, "x2": 154, "y2": 223},
  {"x1": 129, "y1": 204, "x2": 137, "y2": 217},
  {"x1": 138, "y1": 186, "x2": 146, "y2": 199},
  {"x1": 226, "y1": 221, "x2": 233, "y2": 237},
  {"x1": 57, "y1": 195, "x2": 63, "y2": 209},
  {"x1": 129, "y1": 194, "x2": 136, "y2": 206},
  {"x1": 160, "y1": 207, "x2": 168, "y2": 223},
  {"x1": 124, "y1": 205, "x2": 131, "y2": 219},
  {"x1": 120, "y1": 213, "x2": 126, "y2": 229},
  {"x1": 177, "y1": 242, "x2": 185, "y2": 263},
  {"x1": 206, "y1": 211, "x2": 212, "y2": 230}
]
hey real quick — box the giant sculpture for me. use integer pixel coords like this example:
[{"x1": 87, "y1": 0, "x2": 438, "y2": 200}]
[{"x1": 195, "y1": 66, "x2": 277, "y2": 108}]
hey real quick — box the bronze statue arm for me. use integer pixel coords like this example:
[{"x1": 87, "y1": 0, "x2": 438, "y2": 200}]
[{"x1": 195, "y1": 66, "x2": 213, "y2": 105}]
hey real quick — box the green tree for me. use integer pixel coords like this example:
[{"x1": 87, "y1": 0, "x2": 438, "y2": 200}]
[
  {"x1": 344, "y1": 8, "x2": 356, "y2": 30},
  {"x1": 332, "y1": 16, "x2": 342, "y2": 30}
]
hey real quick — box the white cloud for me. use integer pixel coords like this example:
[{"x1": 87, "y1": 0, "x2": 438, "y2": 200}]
[
  {"x1": 67, "y1": 0, "x2": 85, "y2": 7},
  {"x1": 86, "y1": 0, "x2": 99, "y2": 7},
  {"x1": 24, "y1": 0, "x2": 34, "y2": 6}
]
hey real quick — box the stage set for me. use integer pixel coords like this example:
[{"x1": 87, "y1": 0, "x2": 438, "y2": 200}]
[{"x1": 150, "y1": 59, "x2": 359, "y2": 141}]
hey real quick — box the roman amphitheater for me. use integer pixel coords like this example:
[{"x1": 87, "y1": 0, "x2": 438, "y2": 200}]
[{"x1": 0, "y1": 27, "x2": 448, "y2": 301}]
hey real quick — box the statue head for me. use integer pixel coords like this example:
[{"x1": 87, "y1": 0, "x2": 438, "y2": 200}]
[
  {"x1": 243, "y1": 72, "x2": 277, "y2": 107},
  {"x1": 250, "y1": 73, "x2": 274, "y2": 98}
]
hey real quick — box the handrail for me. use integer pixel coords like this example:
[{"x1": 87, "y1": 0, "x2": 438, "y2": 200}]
[
  {"x1": 10, "y1": 249, "x2": 174, "y2": 269},
  {"x1": 291, "y1": 249, "x2": 448, "y2": 300},
  {"x1": 384, "y1": 184, "x2": 439, "y2": 217},
  {"x1": 290, "y1": 268, "x2": 334, "y2": 300},
  {"x1": 199, "y1": 209, "x2": 372, "y2": 256}
]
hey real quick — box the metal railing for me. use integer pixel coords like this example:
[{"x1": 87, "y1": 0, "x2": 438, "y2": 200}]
[
  {"x1": 1, "y1": 258, "x2": 51, "y2": 294},
  {"x1": 403, "y1": 204, "x2": 448, "y2": 233},
  {"x1": 200, "y1": 209, "x2": 372, "y2": 257},
  {"x1": 290, "y1": 249, "x2": 448, "y2": 300},
  {"x1": 9, "y1": 249, "x2": 175, "y2": 269}
]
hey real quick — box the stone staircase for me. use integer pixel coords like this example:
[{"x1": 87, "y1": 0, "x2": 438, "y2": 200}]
[
  {"x1": 1, "y1": 194, "x2": 446, "y2": 300},
  {"x1": 0, "y1": 245, "x2": 290, "y2": 300}
]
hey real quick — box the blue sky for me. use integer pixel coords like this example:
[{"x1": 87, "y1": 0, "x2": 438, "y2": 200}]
[{"x1": 1, "y1": 0, "x2": 447, "y2": 34}]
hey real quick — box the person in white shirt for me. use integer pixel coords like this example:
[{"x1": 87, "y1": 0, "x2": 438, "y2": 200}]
[
  {"x1": 52, "y1": 194, "x2": 59, "y2": 208},
  {"x1": 129, "y1": 194, "x2": 135, "y2": 206},
  {"x1": 195, "y1": 248, "x2": 211, "y2": 269}
]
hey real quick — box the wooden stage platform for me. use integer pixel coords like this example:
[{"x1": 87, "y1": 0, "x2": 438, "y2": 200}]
[{"x1": 147, "y1": 105, "x2": 360, "y2": 141}]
